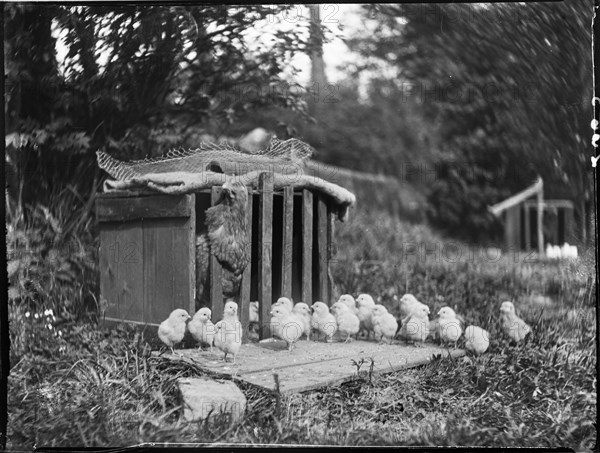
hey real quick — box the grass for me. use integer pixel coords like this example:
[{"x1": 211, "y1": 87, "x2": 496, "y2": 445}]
[{"x1": 6, "y1": 209, "x2": 597, "y2": 449}]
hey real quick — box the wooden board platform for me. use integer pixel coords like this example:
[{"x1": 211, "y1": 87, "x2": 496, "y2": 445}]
[{"x1": 154, "y1": 339, "x2": 465, "y2": 394}]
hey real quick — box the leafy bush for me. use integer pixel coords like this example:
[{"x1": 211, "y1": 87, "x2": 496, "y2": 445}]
[{"x1": 6, "y1": 183, "x2": 99, "y2": 338}]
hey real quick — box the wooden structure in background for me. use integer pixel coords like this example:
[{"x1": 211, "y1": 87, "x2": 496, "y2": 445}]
[
  {"x1": 489, "y1": 177, "x2": 576, "y2": 254},
  {"x1": 489, "y1": 177, "x2": 544, "y2": 254},
  {"x1": 96, "y1": 173, "x2": 336, "y2": 343}
]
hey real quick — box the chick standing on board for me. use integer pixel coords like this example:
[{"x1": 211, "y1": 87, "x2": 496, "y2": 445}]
[
  {"x1": 292, "y1": 302, "x2": 312, "y2": 340},
  {"x1": 311, "y1": 301, "x2": 338, "y2": 342},
  {"x1": 398, "y1": 305, "x2": 429, "y2": 347},
  {"x1": 331, "y1": 301, "x2": 360, "y2": 342},
  {"x1": 399, "y1": 294, "x2": 430, "y2": 318},
  {"x1": 500, "y1": 301, "x2": 532, "y2": 343},
  {"x1": 214, "y1": 301, "x2": 243, "y2": 363},
  {"x1": 158, "y1": 309, "x2": 191, "y2": 355},
  {"x1": 338, "y1": 294, "x2": 359, "y2": 315},
  {"x1": 187, "y1": 307, "x2": 215, "y2": 353},
  {"x1": 464, "y1": 325, "x2": 490, "y2": 355},
  {"x1": 371, "y1": 304, "x2": 399, "y2": 345},
  {"x1": 437, "y1": 307, "x2": 463, "y2": 347},
  {"x1": 356, "y1": 294, "x2": 376, "y2": 339},
  {"x1": 274, "y1": 296, "x2": 294, "y2": 313},
  {"x1": 270, "y1": 306, "x2": 304, "y2": 351}
]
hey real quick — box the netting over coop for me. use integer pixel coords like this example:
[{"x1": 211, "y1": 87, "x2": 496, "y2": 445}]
[{"x1": 95, "y1": 137, "x2": 356, "y2": 341}]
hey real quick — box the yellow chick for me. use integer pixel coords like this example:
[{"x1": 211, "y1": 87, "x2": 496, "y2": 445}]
[
  {"x1": 270, "y1": 305, "x2": 304, "y2": 351},
  {"x1": 158, "y1": 308, "x2": 191, "y2": 355},
  {"x1": 188, "y1": 307, "x2": 215, "y2": 353},
  {"x1": 292, "y1": 302, "x2": 312, "y2": 340},
  {"x1": 331, "y1": 301, "x2": 360, "y2": 342},
  {"x1": 500, "y1": 301, "x2": 532, "y2": 343},
  {"x1": 311, "y1": 301, "x2": 338, "y2": 342},
  {"x1": 338, "y1": 294, "x2": 359, "y2": 315},
  {"x1": 399, "y1": 293, "x2": 431, "y2": 319},
  {"x1": 371, "y1": 304, "x2": 399, "y2": 345},
  {"x1": 464, "y1": 325, "x2": 490, "y2": 355},
  {"x1": 214, "y1": 301, "x2": 243, "y2": 363},
  {"x1": 398, "y1": 305, "x2": 429, "y2": 347},
  {"x1": 356, "y1": 293, "x2": 376, "y2": 339},
  {"x1": 274, "y1": 296, "x2": 294, "y2": 313},
  {"x1": 437, "y1": 307, "x2": 463, "y2": 347}
]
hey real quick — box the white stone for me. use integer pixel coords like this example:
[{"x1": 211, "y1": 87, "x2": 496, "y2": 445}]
[{"x1": 177, "y1": 377, "x2": 246, "y2": 424}]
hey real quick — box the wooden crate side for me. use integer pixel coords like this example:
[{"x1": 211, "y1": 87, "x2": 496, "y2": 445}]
[
  {"x1": 97, "y1": 194, "x2": 195, "y2": 326},
  {"x1": 317, "y1": 195, "x2": 328, "y2": 304},
  {"x1": 240, "y1": 192, "x2": 254, "y2": 343},
  {"x1": 99, "y1": 220, "x2": 144, "y2": 324},
  {"x1": 281, "y1": 187, "x2": 294, "y2": 298},
  {"x1": 210, "y1": 187, "x2": 224, "y2": 320},
  {"x1": 258, "y1": 173, "x2": 274, "y2": 339},
  {"x1": 302, "y1": 190, "x2": 314, "y2": 304}
]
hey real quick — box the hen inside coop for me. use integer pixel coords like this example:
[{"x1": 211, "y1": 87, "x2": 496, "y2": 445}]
[{"x1": 95, "y1": 138, "x2": 355, "y2": 344}]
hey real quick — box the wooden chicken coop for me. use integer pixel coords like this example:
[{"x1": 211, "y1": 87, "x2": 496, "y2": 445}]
[{"x1": 96, "y1": 173, "x2": 338, "y2": 343}]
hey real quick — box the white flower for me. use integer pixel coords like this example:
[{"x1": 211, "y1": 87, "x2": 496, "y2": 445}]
[{"x1": 25, "y1": 311, "x2": 30, "y2": 318}]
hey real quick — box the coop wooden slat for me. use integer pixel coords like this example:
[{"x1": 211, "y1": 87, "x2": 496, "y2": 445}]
[
  {"x1": 302, "y1": 190, "x2": 313, "y2": 304},
  {"x1": 210, "y1": 187, "x2": 224, "y2": 320},
  {"x1": 258, "y1": 173, "x2": 274, "y2": 339},
  {"x1": 187, "y1": 194, "x2": 196, "y2": 315},
  {"x1": 96, "y1": 194, "x2": 193, "y2": 222},
  {"x1": 327, "y1": 207, "x2": 336, "y2": 302},
  {"x1": 317, "y1": 195, "x2": 328, "y2": 303},
  {"x1": 281, "y1": 186, "x2": 294, "y2": 298},
  {"x1": 240, "y1": 192, "x2": 253, "y2": 343}
]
